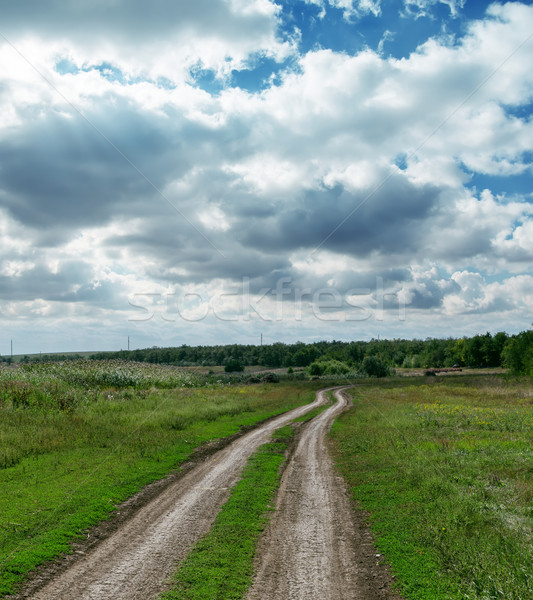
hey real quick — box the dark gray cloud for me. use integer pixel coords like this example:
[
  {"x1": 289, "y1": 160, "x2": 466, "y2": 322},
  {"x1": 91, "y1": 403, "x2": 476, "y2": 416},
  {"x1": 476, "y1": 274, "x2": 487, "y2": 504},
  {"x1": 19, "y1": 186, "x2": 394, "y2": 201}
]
[
  {"x1": 0, "y1": 101, "x2": 194, "y2": 238},
  {"x1": 0, "y1": 260, "x2": 93, "y2": 301},
  {"x1": 0, "y1": 1, "x2": 276, "y2": 47},
  {"x1": 237, "y1": 175, "x2": 440, "y2": 256}
]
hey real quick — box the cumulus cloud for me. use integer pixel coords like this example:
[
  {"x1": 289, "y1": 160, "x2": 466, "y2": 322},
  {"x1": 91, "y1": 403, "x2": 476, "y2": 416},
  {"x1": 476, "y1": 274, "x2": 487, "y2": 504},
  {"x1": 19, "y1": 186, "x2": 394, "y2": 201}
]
[
  {"x1": 0, "y1": 1, "x2": 532, "y2": 351},
  {"x1": 320, "y1": 0, "x2": 382, "y2": 20},
  {"x1": 0, "y1": 0, "x2": 290, "y2": 80}
]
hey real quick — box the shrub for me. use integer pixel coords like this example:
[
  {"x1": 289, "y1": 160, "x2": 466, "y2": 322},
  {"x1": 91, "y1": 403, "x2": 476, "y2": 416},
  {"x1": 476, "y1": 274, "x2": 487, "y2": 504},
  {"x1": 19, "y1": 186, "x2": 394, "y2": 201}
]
[
  {"x1": 308, "y1": 362, "x2": 324, "y2": 376},
  {"x1": 224, "y1": 359, "x2": 244, "y2": 373},
  {"x1": 360, "y1": 356, "x2": 389, "y2": 378}
]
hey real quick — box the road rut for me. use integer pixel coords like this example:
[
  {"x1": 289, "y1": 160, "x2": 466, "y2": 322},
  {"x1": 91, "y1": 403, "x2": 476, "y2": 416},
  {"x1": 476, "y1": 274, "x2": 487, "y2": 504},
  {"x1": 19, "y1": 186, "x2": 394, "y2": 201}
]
[
  {"x1": 247, "y1": 387, "x2": 400, "y2": 600},
  {"x1": 25, "y1": 392, "x2": 328, "y2": 600}
]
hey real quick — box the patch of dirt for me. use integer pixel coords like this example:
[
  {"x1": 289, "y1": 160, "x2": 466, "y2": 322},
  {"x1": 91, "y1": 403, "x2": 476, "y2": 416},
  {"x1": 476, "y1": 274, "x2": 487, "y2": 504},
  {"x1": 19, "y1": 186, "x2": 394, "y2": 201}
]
[
  {"x1": 246, "y1": 388, "x2": 403, "y2": 600},
  {"x1": 8, "y1": 425, "x2": 262, "y2": 599},
  {"x1": 10, "y1": 394, "x2": 327, "y2": 600},
  {"x1": 12, "y1": 388, "x2": 403, "y2": 600}
]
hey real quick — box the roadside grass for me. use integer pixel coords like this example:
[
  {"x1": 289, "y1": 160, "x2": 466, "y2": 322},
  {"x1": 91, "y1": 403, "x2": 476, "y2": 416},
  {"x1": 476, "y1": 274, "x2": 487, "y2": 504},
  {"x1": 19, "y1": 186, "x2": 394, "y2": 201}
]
[
  {"x1": 329, "y1": 375, "x2": 533, "y2": 600},
  {"x1": 0, "y1": 368, "x2": 316, "y2": 598},
  {"x1": 159, "y1": 395, "x2": 333, "y2": 599},
  {"x1": 159, "y1": 424, "x2": 296, "y2": 600},
  {"x1": 290, "y1": 390, "x2": 334, "y2": 423}
]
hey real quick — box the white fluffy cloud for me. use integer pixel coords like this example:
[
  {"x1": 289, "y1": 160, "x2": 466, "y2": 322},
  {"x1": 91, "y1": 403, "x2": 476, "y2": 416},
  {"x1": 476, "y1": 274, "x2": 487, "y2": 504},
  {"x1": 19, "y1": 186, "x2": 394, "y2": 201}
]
[
  {"x1": 0, "y1": 1, "x2": 532, "y2": 351},
  {"x1": 403, "y1": 0, "x2": 466, "y2": 18}
]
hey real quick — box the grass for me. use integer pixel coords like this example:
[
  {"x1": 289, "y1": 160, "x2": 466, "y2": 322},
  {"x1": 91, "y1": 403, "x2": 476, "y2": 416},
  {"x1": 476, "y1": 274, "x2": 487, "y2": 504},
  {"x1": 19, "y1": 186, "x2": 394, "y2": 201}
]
[
  {"x1": 159, "y1": 394, "x2": 331, "y2": 599},
  {"x1": 159, "y1": 426, "x2": 294, "y2": 600},
  {"x1": 0, "y1": 362, "x2": 316, "y2": 597},
  {"x1": 329, "y1": 375, "x2": 533, "y2": 600}
]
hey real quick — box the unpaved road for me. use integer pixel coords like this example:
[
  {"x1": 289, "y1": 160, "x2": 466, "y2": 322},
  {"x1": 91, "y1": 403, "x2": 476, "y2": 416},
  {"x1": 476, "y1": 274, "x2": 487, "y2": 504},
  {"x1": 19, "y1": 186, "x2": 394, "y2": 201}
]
[
  {"x1": 21, "y1": 387, "x2": 400, "y2": 600},
  {"x1": 247, "y1": 387, "x2": 401, "y2": 600},
  {"x1": 23, "y1": 392, "x2": 329, "y2": 600}
]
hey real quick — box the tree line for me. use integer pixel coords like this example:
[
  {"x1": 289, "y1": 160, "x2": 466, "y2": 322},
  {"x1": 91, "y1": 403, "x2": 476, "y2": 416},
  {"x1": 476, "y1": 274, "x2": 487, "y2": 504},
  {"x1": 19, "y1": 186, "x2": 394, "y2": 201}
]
[
  {"x1": 3, "y1": 331, "x2": 531, "y2": 376},
  {"x1": 85, "y1": 330, "x2": 533, "y2": 375}
]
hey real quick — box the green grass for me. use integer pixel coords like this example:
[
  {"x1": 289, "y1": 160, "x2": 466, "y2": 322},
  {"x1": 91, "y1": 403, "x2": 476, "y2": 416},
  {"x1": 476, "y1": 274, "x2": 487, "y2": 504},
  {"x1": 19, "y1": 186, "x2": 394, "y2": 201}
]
[
  {"x1": 0, "y1": 368, "x2": 315, "y2": 598},
  {"x1": 329, "y1": 375, "x2": 533, "y2": 600},
  {"x1": 159, "y1": 425, "x2": 294, "y2": 600},
  {"x1": 158, "y1": 391, "x2": 331, "y2": 599},
  {"x1": 290, "y1": 391, "x2": 333, "y2": 423}
]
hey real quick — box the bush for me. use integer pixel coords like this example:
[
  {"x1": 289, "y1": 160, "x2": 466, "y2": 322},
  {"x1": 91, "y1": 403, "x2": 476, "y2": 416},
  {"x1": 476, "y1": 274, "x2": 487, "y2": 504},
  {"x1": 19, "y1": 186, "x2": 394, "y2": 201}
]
[
  {"x1": 360, "y1": 356, "x2": 389, "y2": 378},
  {"x1": 308, "y1": 362, "x2": 324, "y2": 376},
  {"x1": 321, "y1": 359, "x2": 351, "y2": 375},
  {"x1": 224, "y1": 359, "x2": 244, "y2": 373},
  {"x1": 308, "y1": 359, "x2": 350, "y2": 377}
]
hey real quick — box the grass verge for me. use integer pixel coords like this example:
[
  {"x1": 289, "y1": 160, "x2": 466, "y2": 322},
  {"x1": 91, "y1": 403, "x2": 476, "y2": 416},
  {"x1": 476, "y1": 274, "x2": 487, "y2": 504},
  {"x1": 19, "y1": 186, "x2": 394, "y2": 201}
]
[
  {"x1": 0, "y1": 381, "x2": 315, "y2": 597},
  {"x1": 159, "y1": 425, "x2": 294, "y2": 600},
  {"x1": 329, "y1": 375, "x2": 533, "y2": 600}
]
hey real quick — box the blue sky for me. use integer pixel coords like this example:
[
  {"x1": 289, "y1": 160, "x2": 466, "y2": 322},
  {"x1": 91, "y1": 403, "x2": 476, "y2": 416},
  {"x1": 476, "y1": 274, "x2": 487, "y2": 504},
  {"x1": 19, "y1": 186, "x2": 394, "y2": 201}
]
[{"x1": 0, "y1": 0, "x2": 532, "y2": 353}]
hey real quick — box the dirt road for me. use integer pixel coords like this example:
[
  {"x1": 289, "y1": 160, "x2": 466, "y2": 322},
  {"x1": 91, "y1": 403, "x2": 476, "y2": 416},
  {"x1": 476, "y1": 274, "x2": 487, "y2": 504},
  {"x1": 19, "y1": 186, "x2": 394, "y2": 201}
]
[
  {"x1": 247, "y1": 387, "x2": 400, "y2": 600},
  {"x1": 24, "y1": 392, "x2": 328, "y2": 600},
  {"x1": 21, "y1": 387, "x2": 399, "y2": 600}
]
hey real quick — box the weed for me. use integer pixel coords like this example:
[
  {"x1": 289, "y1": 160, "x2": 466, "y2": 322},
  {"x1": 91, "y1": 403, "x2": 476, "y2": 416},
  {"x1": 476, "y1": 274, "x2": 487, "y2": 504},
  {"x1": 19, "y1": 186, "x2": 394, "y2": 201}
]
[{"x1": 330, "y1": 375, "x2": 533, "y2": 600}]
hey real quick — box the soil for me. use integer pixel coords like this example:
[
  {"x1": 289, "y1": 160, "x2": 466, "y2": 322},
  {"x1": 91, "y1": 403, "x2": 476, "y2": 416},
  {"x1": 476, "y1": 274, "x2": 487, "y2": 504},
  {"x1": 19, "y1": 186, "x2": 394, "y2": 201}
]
[
  {"x1": 13, "y1": 393, "x2": 325, "y2": 600},
  {"x1": 246, "y1": 388, "x2": 403, "y2": 600},
  {"x1": 13, "y1": 388, "x2": 403, "y2": 600}
]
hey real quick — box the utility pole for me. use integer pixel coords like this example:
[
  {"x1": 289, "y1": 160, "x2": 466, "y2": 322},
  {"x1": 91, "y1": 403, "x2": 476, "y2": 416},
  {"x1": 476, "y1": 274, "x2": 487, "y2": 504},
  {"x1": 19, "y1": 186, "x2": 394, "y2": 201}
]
[
  {"x1": 260, "y1": 333, "x2": 263, "y2": 346},
  {"x1": 11, "y1": 339, "x2": 13, "y2": 358},
  {"x1": 128, "y1": 336, "x2": 130, "y2": 351}
]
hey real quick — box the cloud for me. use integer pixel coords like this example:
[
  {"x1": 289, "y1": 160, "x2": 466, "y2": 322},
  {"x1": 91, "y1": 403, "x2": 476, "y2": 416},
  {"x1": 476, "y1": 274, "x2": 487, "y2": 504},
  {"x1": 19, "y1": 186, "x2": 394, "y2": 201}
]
[
  {"x1": 403, "y1": 0, "x2": 466, "y2": 19},
  {"x1": 0, "y1": 0, "x2": 290, "y2": 80},
  {"x1": 0, "y1": 1, "x2": 532, "y2": 351},
  {"x1": 305, "y1": 0, "x2": 381, "y2": 20},
  {"x1": 443, "y1": 271, "x2": 533, "y2": 315}
]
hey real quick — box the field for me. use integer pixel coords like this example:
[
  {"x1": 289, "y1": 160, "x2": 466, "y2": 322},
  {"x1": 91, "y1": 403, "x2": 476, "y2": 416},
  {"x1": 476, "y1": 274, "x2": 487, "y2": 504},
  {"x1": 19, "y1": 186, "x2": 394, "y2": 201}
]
[
  {"x1": 2, "y1": 362, "x2": 532, "y2": 600},
  {"x1": 330, "y1": 375, "x2": 533, "y2": 600},
  {"x1": 0, "y1": 360, "x2": 316, "y2": 597}
]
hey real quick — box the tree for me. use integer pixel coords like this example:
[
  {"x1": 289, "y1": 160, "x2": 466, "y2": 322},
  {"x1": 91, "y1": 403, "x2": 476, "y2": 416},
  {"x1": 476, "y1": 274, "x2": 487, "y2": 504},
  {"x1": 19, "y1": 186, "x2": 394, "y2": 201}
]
[
  {"x1": 361, "y1": 356, "x2": 389, "y2": 378},
  {"x1": 502, "y1": 331, "x2": 533, "y2": 375},
  {"x1": 224, "y1": 358, "x2": 244, "y2": 373}
]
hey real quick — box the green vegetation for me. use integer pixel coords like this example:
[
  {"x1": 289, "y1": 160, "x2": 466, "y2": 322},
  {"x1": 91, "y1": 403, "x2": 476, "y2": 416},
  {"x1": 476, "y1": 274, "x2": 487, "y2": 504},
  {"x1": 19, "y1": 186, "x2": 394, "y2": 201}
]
[
  {"x1": 330, "y1": 375, "x2": 533, "y2": 600},
  {"x1": 308, "y1": 357, "x2": 352, "y2": 376},
  {"x1": 160, "y1": 400, "x2": 332, "y2": 600},
  {"x1": 159, "y1": 426, "x2": 293, "y2": 600},
  {"x1": 0, "y1": 361, "x2": 314, "y2": 597},
  {"x1": 0, "y1": 361, "x2": 198, "y2": 412},
  {"x1": 502, "y1": 330, "x2": 533, "y2": 376},
  {"x1": 360, "y1": 355, "x2": 390, "y2": 377},
  {"x1": 224, "y1": 358, "x2": 245, "y2": 373},
  {"x1": 25, "y1": 329, "x2": 528, "y2": 375}
]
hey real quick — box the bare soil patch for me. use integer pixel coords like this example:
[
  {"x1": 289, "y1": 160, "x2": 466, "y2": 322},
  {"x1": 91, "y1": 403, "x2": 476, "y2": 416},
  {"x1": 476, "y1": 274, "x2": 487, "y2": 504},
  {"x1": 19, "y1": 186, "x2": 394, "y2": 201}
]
[
  {"x1": 11, "y1": 395, "x2": 326, "y2": 600},
  {"x1": 247, "y1": 388, "x2": 403, "y2": 600}
]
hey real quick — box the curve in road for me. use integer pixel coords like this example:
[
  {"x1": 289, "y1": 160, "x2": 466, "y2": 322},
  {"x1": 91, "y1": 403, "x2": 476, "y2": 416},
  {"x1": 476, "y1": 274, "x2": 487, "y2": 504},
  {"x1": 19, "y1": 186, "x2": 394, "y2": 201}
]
[
  {"x1": 26, "y1": 390, "x2": 330, "y2": 600},
  {"x1": 247, "y1": 387, "x2": 400, "y2": 600}
]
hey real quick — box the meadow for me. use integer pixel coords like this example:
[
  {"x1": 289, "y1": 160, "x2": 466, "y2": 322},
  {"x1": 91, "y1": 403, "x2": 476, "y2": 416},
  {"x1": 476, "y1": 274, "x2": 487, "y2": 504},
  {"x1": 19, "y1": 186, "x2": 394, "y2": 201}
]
[
  {"x1": 2, "y1": 362, "x2": 532, "y2": 600},
  {"x1": 330, "y1": 375, "x2": 533, "y2": 600},
  {"x1": 0, "y1": 360, "x2": 315, "y2": 597}
]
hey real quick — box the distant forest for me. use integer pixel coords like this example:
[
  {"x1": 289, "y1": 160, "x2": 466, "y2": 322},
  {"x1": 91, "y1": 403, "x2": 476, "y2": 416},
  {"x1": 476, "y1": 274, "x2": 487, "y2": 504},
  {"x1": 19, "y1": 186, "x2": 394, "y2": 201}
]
[{"x1": 10, "y1": 330, "x2": 531, "y2": 376}]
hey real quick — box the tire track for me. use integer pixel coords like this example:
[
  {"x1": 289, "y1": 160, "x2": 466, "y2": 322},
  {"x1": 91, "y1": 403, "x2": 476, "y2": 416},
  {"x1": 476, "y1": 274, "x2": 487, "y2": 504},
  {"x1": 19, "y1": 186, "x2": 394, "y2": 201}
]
[
  {"x1": 247, "y1": 387, "x2": 400, "y2": 600},
  {"x1": 24, "y1": 391, "x2": 329, "y2": 600}
]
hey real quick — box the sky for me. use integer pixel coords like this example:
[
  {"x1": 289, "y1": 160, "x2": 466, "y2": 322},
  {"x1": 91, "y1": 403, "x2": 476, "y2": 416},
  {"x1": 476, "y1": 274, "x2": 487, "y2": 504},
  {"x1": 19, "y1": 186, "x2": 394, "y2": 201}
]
[{"x1": 0, "y1": 0, "x2": 532, "y2": 354}]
